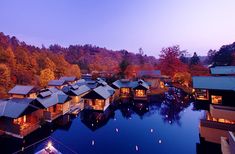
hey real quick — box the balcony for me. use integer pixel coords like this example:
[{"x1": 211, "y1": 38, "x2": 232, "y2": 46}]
[{"x1": 210, "y1": 105, "x2": 235, "y2": 121}]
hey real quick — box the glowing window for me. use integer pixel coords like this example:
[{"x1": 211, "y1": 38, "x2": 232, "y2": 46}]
[
  {"x1": 121, "y1": 88, "x2": 130, "y2": 95},
  {"x1": 195, "y1": 89, "x2": 208, "y2": 100},
  {"x1": 135, "y1": 89, "x2": 145, "y2": 97},
  {"x1": 211, "y1": 95, "x2": 222, "y2": 104}
]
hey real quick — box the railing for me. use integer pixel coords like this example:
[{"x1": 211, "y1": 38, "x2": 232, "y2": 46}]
[
  {"x1": 20, "y1": 122, "x2": 40, "y2": 137},
  {"x1": 200, "y1": 119, "x2": 235, "y2": 131}
]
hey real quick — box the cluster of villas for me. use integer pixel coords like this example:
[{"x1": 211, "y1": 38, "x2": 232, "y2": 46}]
[
  {"x1": 0, "y1": 75, "x2": 153, "y2": 139},
  {"x1": 193, "y1": 66, "x2": 235, "y2": 154}
]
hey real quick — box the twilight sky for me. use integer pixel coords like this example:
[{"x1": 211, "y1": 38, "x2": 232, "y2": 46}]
[{"x1": 0, "y1": 0, "x2": 235, "y2": 57}]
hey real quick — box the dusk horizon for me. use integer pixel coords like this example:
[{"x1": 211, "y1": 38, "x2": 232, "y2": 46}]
[{"x1": 1, "y1": 0, "x2": 235, "y2": 57}]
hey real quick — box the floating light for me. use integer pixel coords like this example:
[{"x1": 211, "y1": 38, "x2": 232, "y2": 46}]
[
  {"x1": 165, "y1": 115, "x2": 168, "y2": 118},
  {"x1": 115, "y1": 128, "x2": 119, "y2": 132},
  {"x1": 150, "y1": 129, "x2": 153, "y2": 133},
  {"x1": 47, "y1": 141, "x2": 53, "y2": 150},
  {"x1": 158, "y1": 140, "x2": 162, "y2": 144},
  {"x1": 92, "y1": 140, "x2": 95, "y2": 146},
  {"x1": 169, "y1": 121, "x2": 171, "y2": 124},
  {"x1": 135, "y1": 145, "x2": 139, "y2": 151}
]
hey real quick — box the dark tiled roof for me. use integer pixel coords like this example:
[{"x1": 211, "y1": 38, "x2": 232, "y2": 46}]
[
  {"x1": 8, "y1": 85, "x2": 35, "y2": 95},
  {"x1": 82, "y1": 85, "x2": 115, "y2": 99},
  {"x1": 37, "y1": 89, "x2": 71, "y2": 108},
  {"x1": 48, "y1": 80, "x2": 66, "y2": 86},
  {"x1": 210, "y1": 66, "x2": 235, "y2": 75},
  {"x1": 59, "y1": 76, "x2": 77, "y2": 82},
  {"x1": 0, "y1": 98, "x2": 39, "y2": 118},
  {"x1": 192, "y1": 76, "x2": 235, "y2": 91}
]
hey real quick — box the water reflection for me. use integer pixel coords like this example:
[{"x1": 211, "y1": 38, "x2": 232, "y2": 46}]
[{"x1": 0, "y1": 87, "x2": 202, "y2": 154}]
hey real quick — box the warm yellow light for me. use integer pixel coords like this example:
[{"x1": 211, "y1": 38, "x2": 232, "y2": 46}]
[{"x1": 47, "y1": 141, "x2": 53, "y2": 149}]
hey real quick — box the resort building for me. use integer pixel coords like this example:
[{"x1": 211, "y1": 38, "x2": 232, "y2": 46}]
[
  {"x1": 193, "y1": 76, "x2": 235, "y2": 107},
  {"x1": 62, "y1": 84, "x2": 91, "y2": 113},
  {"x1": 48, "y1": 80, "x2": 68, "y2": 89},
  {"x1": 221, "y1": 131, "x2": 235, "y2": 154},
  {"x1": 137, "y1": 70, "x2": 166, "y2": 89},
  {"x1": 8, "y1": 85, "x2": 38, "y2": 99},
  {"x1": 132, "y1": 80, "x2": 150, "y2": 101},
  {"x1": 59, "y1": 76, "x2": 78, "y2": 85},
  {"x1": 0, "y1": 98, "x2": 43, "y2": 138},
  {"x1": 82, "y1": 85, "x2": 115, "y2": 111},
  {"x1": 36, "y1": 88, "x2": 71, "y2": 122},
  {"x1": 112, "y1": 79, "x2": 133, "y2": 98}
]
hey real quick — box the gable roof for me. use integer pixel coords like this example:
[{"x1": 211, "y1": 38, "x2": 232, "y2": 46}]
[
  {"x1": 8, "y1": 85, "x2": 35, "y2": 95},
  {"x1": 112, "y1": 79, "x2": 133, "y2": 88},
  {"x1": 192, "y1": 76, "x2": 235, "y2": 91},
  {"x1": 37, "y1": 89, "x2": 71, "y2": 108},
  {"x1": 132, "y1": 80, "x2": 150, "y2": 90},
  {"x1": 137, "y1": 70, "x2": 161, "y2": 77},
  {"x1": 64, "y1": 84, "x2": 91, "y2": 96},
  {"x1": 48, "y1": 80, "x2": 67, "y2": 86},
  {"x1": 82, "y1": 85, "x2": 115, "y2": 99},
  {"x1": 59, "y1": 76, "x2": 77, "y2": 82},
  {"x1": 210, "y1": 66, "x2": 235, "y2": 75},
  {"x1": 0, "y1": 98, "x2": 39, "y2": 118}
]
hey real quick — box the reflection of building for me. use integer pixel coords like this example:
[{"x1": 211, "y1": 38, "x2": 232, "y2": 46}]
[
  {"x1": 80, "y1": 109, "x2": 114, "y2": 131},
  {"x1": 82, "y1": 84, "x2": 115, "y2": 111}
]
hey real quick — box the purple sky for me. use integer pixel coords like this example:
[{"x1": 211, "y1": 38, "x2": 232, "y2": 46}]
[{"x1": 1, "y1": 0, "x2": 235, "y2": 57}]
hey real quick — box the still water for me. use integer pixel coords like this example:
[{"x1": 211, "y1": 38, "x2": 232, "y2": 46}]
[{"x1": 1, "y1": 89, "x2": 205, "y2": 154}]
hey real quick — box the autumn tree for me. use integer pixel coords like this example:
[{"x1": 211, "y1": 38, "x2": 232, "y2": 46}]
[
  {"x1": 39, "y1": 68, "x2": 55, "y2": 87},
  {"x1": 119, "y1": 59, "x2": 129, "y2": 78},
  {"x1": 0, "y1": 64, "x2": 12, "y2": 97},
  {"x1": 173, "y1": 72, "x2": 191, "y2": 87},
  {"x1": 159, "y1": 45, "x2": 188, "y2": 77},
  {"x1": 66, "y1": 64, "x2": 81, "y2": 78}
]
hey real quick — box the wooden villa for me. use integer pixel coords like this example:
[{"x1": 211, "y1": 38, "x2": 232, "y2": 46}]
[
  {"x1": 36, "y1": 88, "x2": 71, "y2": 122},
  {"x1": 8, "y1": 85, "x2": 38, "y2": 99},
  {"x1": 193, "y1": 76, "x2": 235, "y2": 107},
  {"x1": 194, "y1": 66, "x2": 235, "y2": 144},
  {"x1": 48, "y1": 80, "x2": 68, "y2": 89},
  {"x1": 112, "y1": 79, "x2": 133, "y2": 98},
  {"x1": 62, "y1": 84, "x2": 91, "y2": 113},
  {"x1": 0, "y1": 98, "x2": 43, "y2": 138},
  {"x1": 82, "y1": 85, "x2": 115, "y2": 111},
  {"x1": 132, "y1": 80, "x2": 150, "y2": 101}
]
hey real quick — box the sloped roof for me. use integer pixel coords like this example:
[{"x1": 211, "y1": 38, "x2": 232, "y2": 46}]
[
  {"x1": 70, "y1": 85, "x2": 91, "y2": 96},
  {"x1": 8, "y1": 85, "x2": 35, "y2": 95},
  {"x1": 48, "y1": 80, "x2": 66, "y2": 86},
  {"x1": 210, "y1": 66, "x2": 235, "y2": 75},
  {"x1": 0, "y1": 98, "x2": 39, "y2": 118},
  {"x1": 137, "y1": 70, "x2": 161, "y2": 77},
  {"x1": 132, "y1": 80, "x2": 150, "y2": 90},
  {"x1": 112, "y1": 80, "x2": 133, "y2": 88},
  {"x1": 192, "y1": 76, "x2": 235, "y2": 91},
  {"x1": 59, "y1": 76, "x2": 77, "y2": 82},
  {"x1": 37, "y1": 89, "x2": 71, "y2": 108},
  {"x1": 82, "y1": 85, "x2": 115, "y2": 99}
]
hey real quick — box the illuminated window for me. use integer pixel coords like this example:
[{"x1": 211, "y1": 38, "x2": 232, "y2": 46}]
[
  {"x1": 135, "y1": 89, "x2": 145, "y2": 97},
  {"x1": 121, "y1": 88, "x2": 130, "y2": 94},
  {"x1": 211, "y1": 95, "x2": 222, "y2": 104},
  {"x1": 195, "y1": 89, "x2": 208, "y2": 100},
  {"x1": 13, "y1": 115, "x2": 27, "y2": 125}
]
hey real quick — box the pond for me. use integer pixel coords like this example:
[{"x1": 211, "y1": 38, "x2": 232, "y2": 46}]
[{"x1": 1, "y1": 88, "x2": 208, "y2": 154}]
